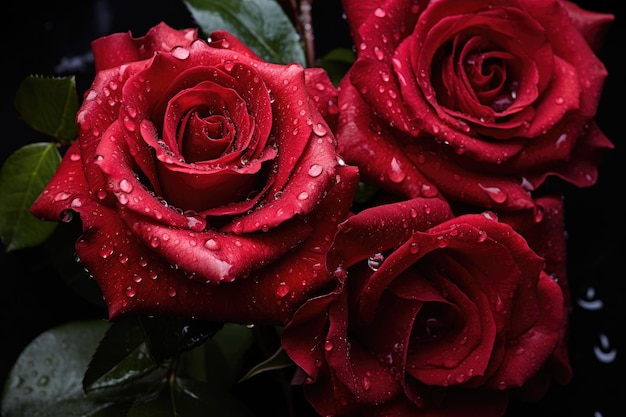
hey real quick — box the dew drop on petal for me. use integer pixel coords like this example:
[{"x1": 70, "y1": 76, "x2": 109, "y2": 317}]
[
  {"x1": 204, "y1": 238, "x2": 220, "y2": 250},
  {"x1": 172, "y1": 46, "x2": 190, "y2": 60},
  {"x1": 308, "y1": 164, "x2": 323, "y2": 177},
  {"x1": 276, "y1": 282, "x2": 290, "y2": 298},
  {"x1": 374, "y1": 47, "x2": 384, "y2": 60},
  {"x1": 387, "y1": 157, "x2": 406, "y2": 183},
  {"x1": 367, "y1": 253, "x2": 385, "y2": 271},
  {"x1": 478, "y1": 184, "x2": 507, "y2": 204},
  {"x1": 60, "y1": 210, "x2": 74, "y2": 223},
  {"x1": 361, "y1": 376, "x2": 371, "y2": 390},
  {"x1": 312, "y1": 123, "x2": 327, "y2": 136},
  {"x1": 125, "y1": 286, "x2": 136, "y2": 298},
  {"x1": 119, "y1": 178, "x2": 133, "y2": 193},
  {"x1": 420, "y1": 183, "x2": 438, "y2": 198},
  {"x1": 98, "y1": 246, "x2": 113, "y2": 259},
  {"x1": 54, "y1": 192, "x2": 71, "y2": 202}
]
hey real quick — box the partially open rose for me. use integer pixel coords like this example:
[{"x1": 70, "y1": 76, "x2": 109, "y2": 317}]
[
  {"x1": 30, "y1": 23, "x2": 359, "y2": 324},
  {"x1": 336, "y1": 0, "x2": 613, "y2": 211},
  {"x1": 282, "y1": 197, "x2": 571, "y2": 416}
]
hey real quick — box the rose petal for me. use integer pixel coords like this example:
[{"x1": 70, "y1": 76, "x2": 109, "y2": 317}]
[{"x1": 91, "y1": 22, "x2": 197, "y2": 71}]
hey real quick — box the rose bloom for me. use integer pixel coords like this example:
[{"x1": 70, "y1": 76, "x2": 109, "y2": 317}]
[
  {"x1": 336, "y1": 0, "x2": 613, "y2": 211},
  {"x1": 282, "y1": 196, "x2": 572, "y2": 417},
  {"x1": 30, "y1": 23, "x2": 359, "y2": 324}
]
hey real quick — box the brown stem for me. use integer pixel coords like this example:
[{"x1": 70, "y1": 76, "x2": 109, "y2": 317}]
[{"x1": 299, "y1": 0, "x2": 315, "y2": 67}]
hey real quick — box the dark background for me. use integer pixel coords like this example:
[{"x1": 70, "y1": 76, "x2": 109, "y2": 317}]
[{"x1": 1, "y1": 1, "x2": 624, "y2": 416}]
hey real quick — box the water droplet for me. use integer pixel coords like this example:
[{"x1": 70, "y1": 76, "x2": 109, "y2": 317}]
[
  {"x1": 367, "y1": 253, "x2": 384, "y2": 271},
  {"x1": 60, "y1": 210, "x2": 74, "y2": 223},
  {"x1": 298, "y1": 191, "x2": 309, "y2": 201},
  {"x1": 361, "y1": 376, "x2": 371, "y2": 390},
  {"x1": 308, "y1": 164, "x2": 323, "y2": 177},
  {"x1": 387, "y1": 157, "x2": 406, "y2": 183},
  {"x1": 374, "y1": 7, "x2": 386, "y2": 17},
  {"x1": 54, "y1": 192, "x2": 71, "y2": 202},
  {"x1": 168, "y1": 288, "x2": 177, "y2": 297},
  {"x1": 123, "y1": 116, "x2": 136, "y2": 132},
  {"x1": 125, "y1": 286, "x2": 136, "y2": 298},
  {"x1": 98, "y1": 246, "x2": 113, "y2": 259},
  {"x1": 118, "y1": 193, "x2": 129, "y2": 205},
  {"x1": 420, "y1": 183, "x2": 438, "y2": 197},
  {"x1": 374, "y1": 47, "x2": 384, "y2": 60},
  {"x1": 119, "y1": 178, "x2": 133, "y2": 192},
  {"x1": 172, "y1": 46, "x2": 190, "y2": 60},
  {"x1": 96, "y1": 189, "x2": 107, "y2": 200},
  {"x1": 409, "y1": 242, "x2": 419, "y2": 254},
  {"x1": 276, "y1": 282, "x2": 290, "y2": 298},
  {"x1": 312, "y1": 122, "x2": 327, "y2": 136},
  {"x1": 478, "y1": 184, "x2": 507, "y2": 203},
  {"x1": 204, "y1": 238, "x2": 220, "y2": 250}
]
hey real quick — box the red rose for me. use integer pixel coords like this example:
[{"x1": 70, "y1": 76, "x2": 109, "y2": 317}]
[
  {"x1": 282, "y1": 198, "x2": 571, "y2": 416},
  {"x1": 30, "y1": 23, "x2": 359, "y2": 325},
  {"x1": 336, "y1": 0, "x2": 613, "y2": 211}
]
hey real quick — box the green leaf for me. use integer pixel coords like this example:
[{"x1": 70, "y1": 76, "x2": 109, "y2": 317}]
[
  {"x1": 14, "y1": 75, "x2": 78, "y2": 141},
  {"x1": 207, "y1": 324, "x2": 255, "y2": 385},
  {"x1": 183, "y1": 0, "x2": 306, "y2": 66},
  {"x1": 138, "y1": 316, "x2": 223, "y2": 363},
  {"x1": 0, "y1": 320, "x2": 120, "y2": 417},
  {"x1": 43, "y1": 222, "x2": 106, "y2": 308},
  {"x1": 0, "y1": 143, "x2": 61, "y2": 252},
  {"x1": 82, "y1": 316, "x2": 161, "y2": 393},
  {"x1": 318, "y1": 47, "x2": 356, "y2": 86},
  {"x1": 238, "y1": 346, "x2": 293, "y2": 383},
  {"x1": 353, "y1": 181, "x2": 379, "y2": 204},
  {"x1": 126, "y1": 378, "x2": 254, "y2": 417}
]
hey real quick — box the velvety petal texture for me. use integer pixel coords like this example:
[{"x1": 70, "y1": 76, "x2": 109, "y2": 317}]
[
  {"x1": 337, "y1": 0, "x2": 614, "y2": 212},
  {"x1": 30, "y1": 23, "x2": 360, "y2": 325},
  {"x1": 283, "y1": 199, "x2": 569, "y2": 416}
]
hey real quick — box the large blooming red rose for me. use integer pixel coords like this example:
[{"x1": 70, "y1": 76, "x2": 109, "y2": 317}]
[
  {"x1": 336, "y1": 0, "x2": 613, "y2": 211},
  {"x1": 282, "y1": 197, "x2": 571, "y2": 417},
  {"x1": 30, "y1": 23, "x2": 359, "y2": 325}
]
